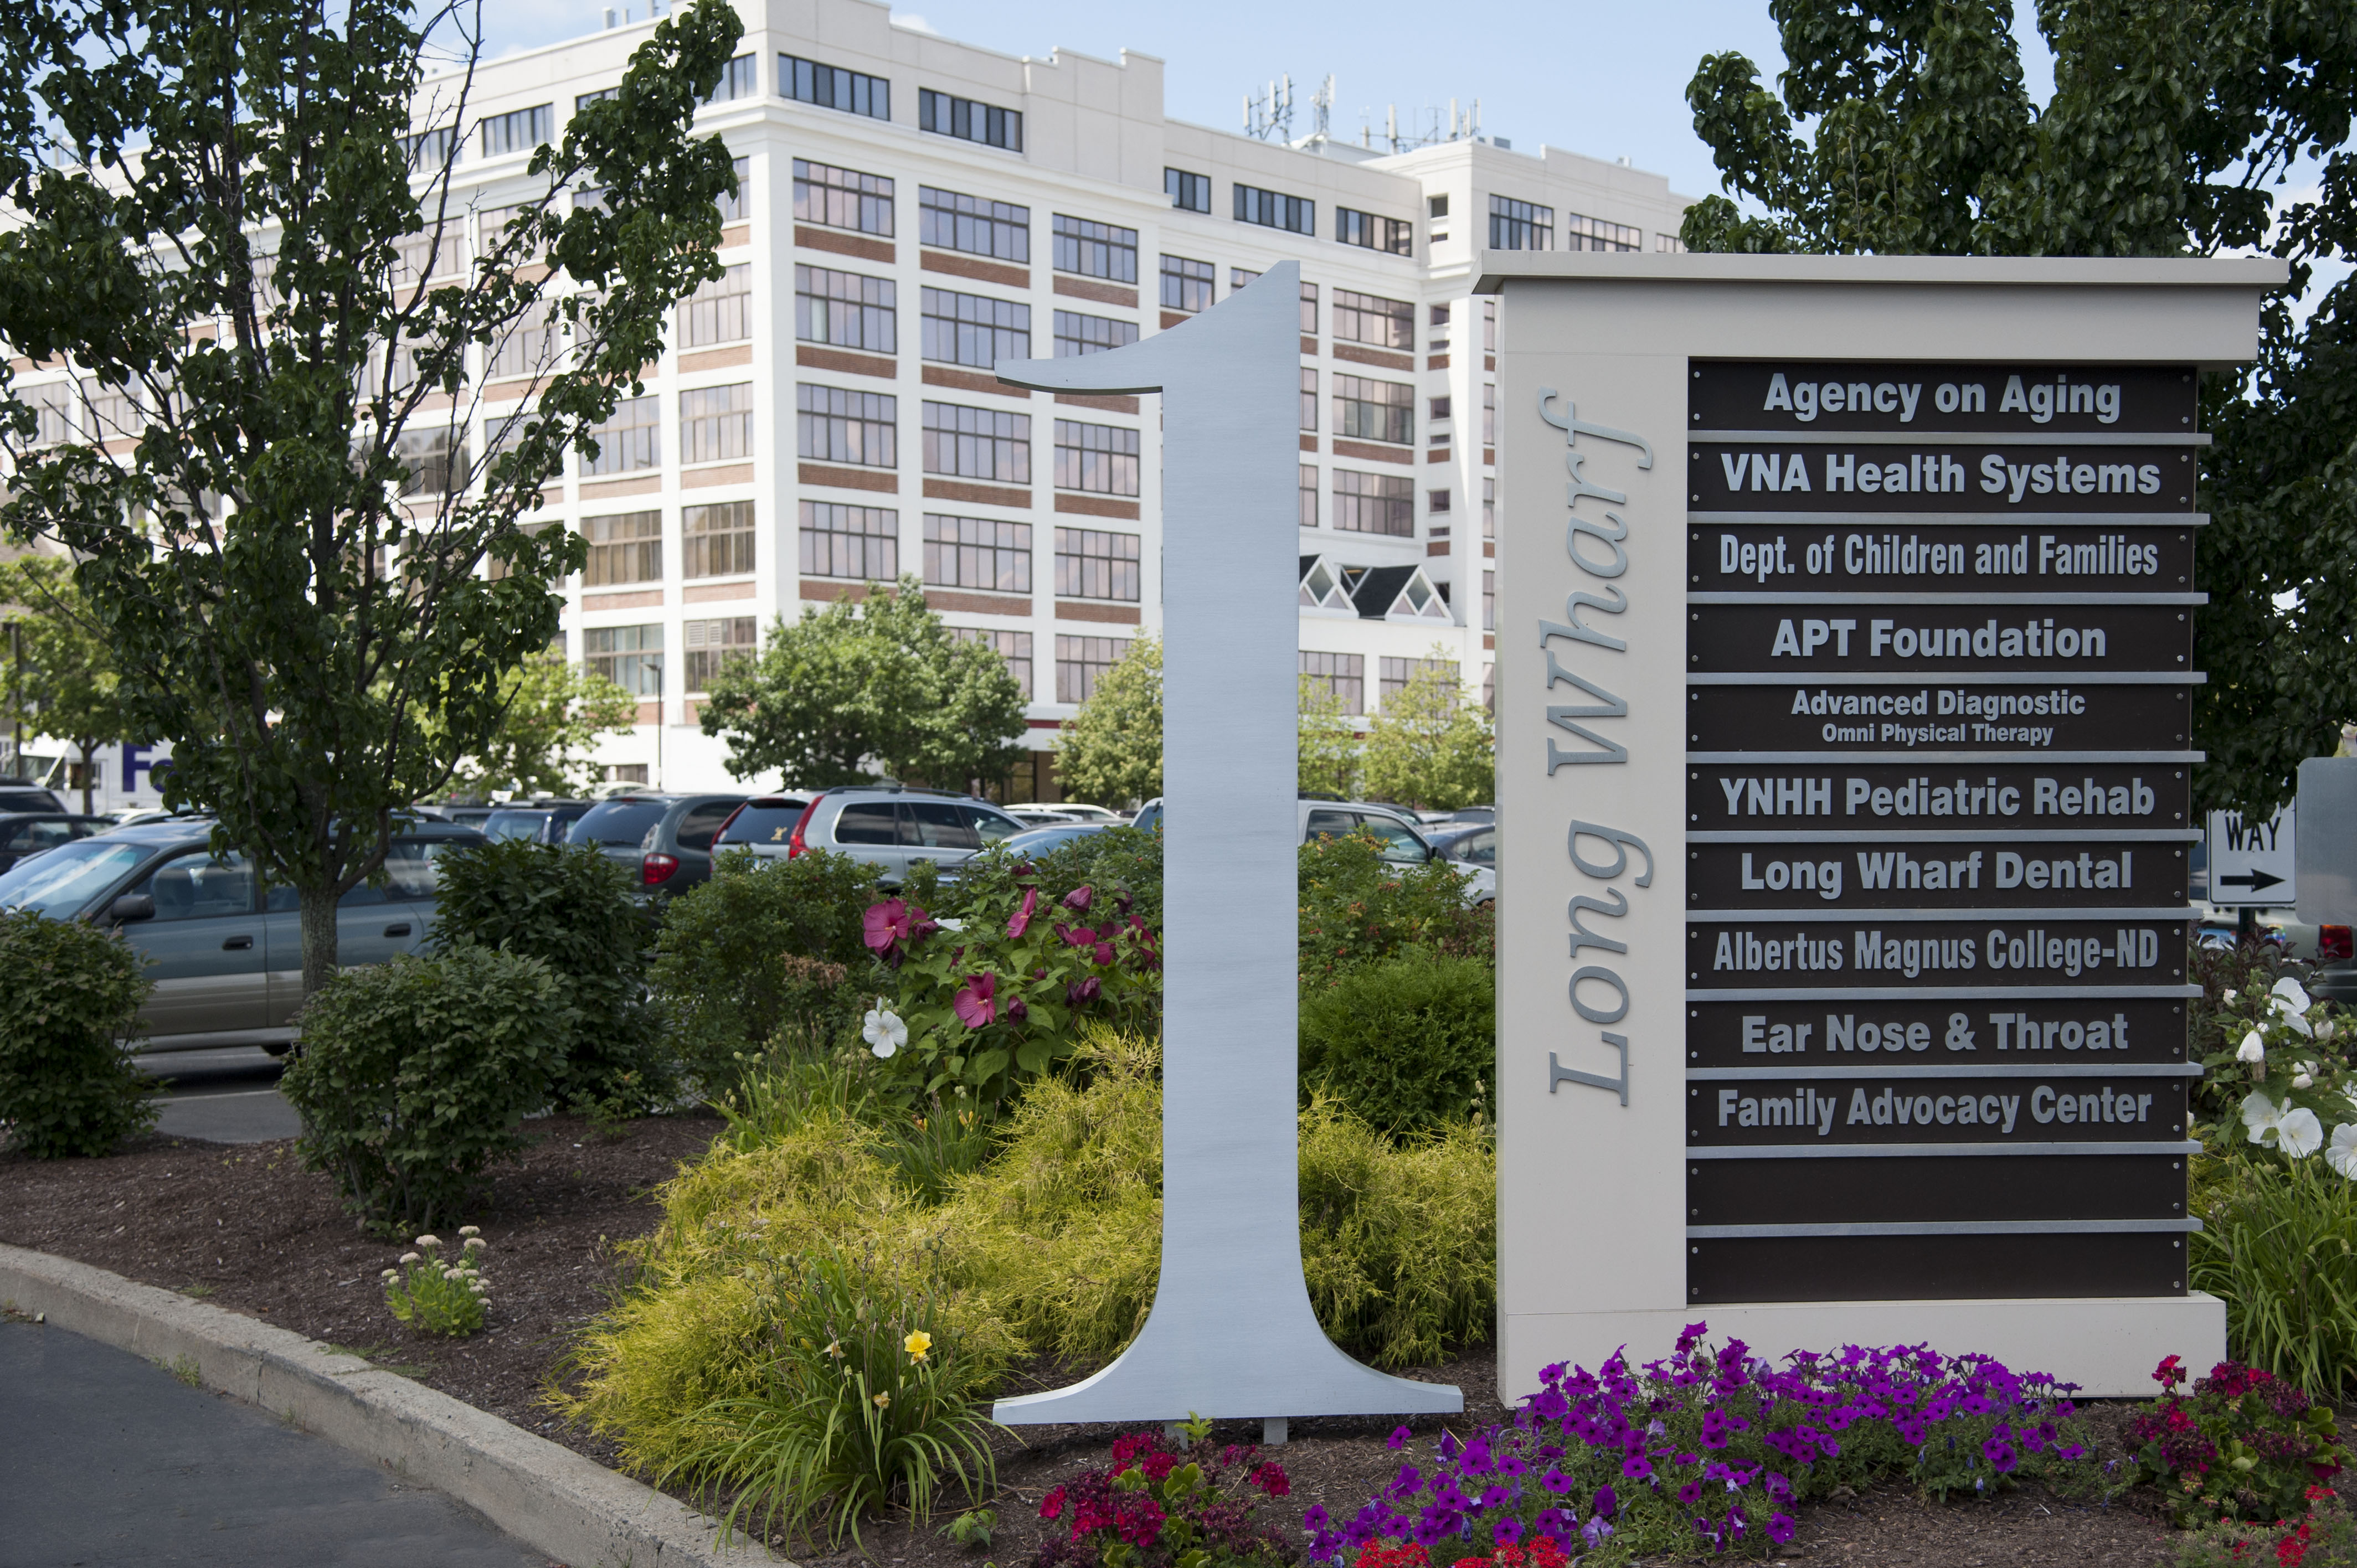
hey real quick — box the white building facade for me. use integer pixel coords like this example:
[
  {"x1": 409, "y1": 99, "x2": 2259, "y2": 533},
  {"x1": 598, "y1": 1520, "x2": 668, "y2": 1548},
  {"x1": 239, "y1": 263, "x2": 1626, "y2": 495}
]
[{"x1": 435, "y1": 0, "x2": 1695, "y2": 797}]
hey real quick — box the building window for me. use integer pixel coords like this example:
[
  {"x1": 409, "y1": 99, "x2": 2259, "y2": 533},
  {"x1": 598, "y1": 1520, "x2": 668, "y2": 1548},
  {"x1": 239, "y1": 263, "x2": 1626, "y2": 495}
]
[
  {"x1": 1056, "y1": 635, "x2": 1125, "y2": 704},
  {"x1": 1234, "y1": 183, "x2": 1314, "y2": 235},
  {"x1": 1428, "y1": 194, "x2": 1449, "y2": 219},
  {"x1": 1300, "y1": 368, "x2": 1318, "y2": 431},
  {"x1": 1483, "y1": 298, "x2": 1496, "y2": 353},
  {"x1": 1299, "y1": 463, "x2": 1318, "y2": 528},
  {"x1": 683, "y1": 500, "x2": 755, "y2": 578},
  {"x1": 583, "y1": 510, "x2": 662, "y2": 586},
  {"x1": 480, "y1": 105, "x2": 551, "y2": 159},
  {"x1": 1381, "y1": 656, "x2": 1457, "y2": 705},
  {"x1": 793, "y1": 158, "x2": 894, "y2": 236},
  {"x1": 1427, "y1": 488, "x2": 1452, "y2": 515},
  {"x1": 706, "y1": 54, "x2": 760, "y2": 103},
  {"x1": 1054, "y1": 526, "x2": 1141, "y2": 600},
  {"x1": 680, "y1": 383, "x2": 753, "y2": 466},
  {"x1": 1489, "y1": 194, "x2": 1553, "y2": 251},
  {"x1": 919, "y1": 88, "x2": 1022, "y2": 151},
  {"x1": 1483, "y1": 476, "x2": 1495, "y2": 538},
  {"x1": 1482, "y1": 384, "x2": 1496, "y2": 447},
  {"x1": 1299, "y1": 650, "x2": 1364, "y2": 715},
  {"x1": 1228, "y1": 270, "x2": 1317, "y2": 331},
  {"x1": 683, "y1": 617, "x2": 758, "y2": 692},
  {"x1": 396, "y1": 428, "x2": 467, "y2": 497},
  {"x1": 919, "y1": 187, "x2": 1030, "y2": 261},
  {"x1": 680, "y1": 263, "x2": 752, "y2": 348},
  {"x1": 1483, "y1": 571, "x2": 1496, "y2": 630},
  {"x1": 923, "y1": 402, "x2": 1030, "y2": 483},
  {"x1": 794, "y1": 264, "x2": 896, "y2": 354},
  {"x1": 1333, "y1": 374, "x2": 1413, "y2": 446},
  {"x1": 584, "y1": 624, "x2": 662, "y2": 695},
  {"x1": 1052, "y1": 214, "x2": 1138, "y2": 283},
  {"x1": 1334, "y1": 470, "x2": 1413, "y2": 537},
  {"x1": 1332, "y1": 289, "x2": 1413, "y2": 350},
  {"x1": 1160, "y1": 254, "x2": 1213, "y2": 313},
  {"x1": 796, "y1": 384, "x2": 897, "y2": 468},
  {"x1": 1165, "y1": 168, "x2": 1211, "y2": 213},
  {"x1": 716, "y1": 156, "x2": 750, "y2": 223},
  {"x1": 924, "y1": 514, "x2": 1032, "y2": 593},
  {"x1": 1053, "y1": 310, "x2": 1139, "y2": 358},
  {"x1": 390, "y1": 230, "x2": 465, "y2": 292},
  {"x1": 402, "y1": 126, "x2": 457, "y2": 171},
  {"x1": 1053, "y1": 421, "x2": 1140, "y2": 496},
  {"x1": 25, "y1": 383, "x2": 70, "y2": 446},
  {"x1": 799, "y1": 501, "x2": 897, "y2": 579},
  {"x1": 478, "y1": 202, "x2": 538, "y2": 262},
  {"x1": 1430, "y1": 396, "x2": 1453, "y2": 421},
  {"x1": 1564, "y1": 212, "x2": 1642, "y2": 252},
  {"x1": 952, "y1": 627, "x2": 1032, "y2": 698},
  {"x1": 583, "y1": 395, "x2": 658, "y2": 476},
  {"x1": 1335, "y1": 207, "x2": 1412, "y2": 255},
  {"x1": 780, "y1": 53, "x2": 889, "y2": 118},
  {"x1": 1657, "y1": 232, "x2": 1688, "y2": 253},
  {"x1": 920, "y1": 287, "x2": 1030, "y2": 369}
]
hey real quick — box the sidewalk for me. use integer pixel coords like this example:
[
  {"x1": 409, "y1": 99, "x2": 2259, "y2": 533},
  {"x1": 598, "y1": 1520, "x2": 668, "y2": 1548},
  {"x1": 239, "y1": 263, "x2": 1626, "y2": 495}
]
[{"x1": 0, "y1": 1317, "x2": 555, "y2": 1567}]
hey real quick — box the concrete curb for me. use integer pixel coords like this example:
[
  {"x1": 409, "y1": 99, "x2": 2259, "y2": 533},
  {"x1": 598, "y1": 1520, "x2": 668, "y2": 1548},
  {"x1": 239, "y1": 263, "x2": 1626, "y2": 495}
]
[{"x1": 0, "y1": 1242, "x2": 776, "y2": 1568}]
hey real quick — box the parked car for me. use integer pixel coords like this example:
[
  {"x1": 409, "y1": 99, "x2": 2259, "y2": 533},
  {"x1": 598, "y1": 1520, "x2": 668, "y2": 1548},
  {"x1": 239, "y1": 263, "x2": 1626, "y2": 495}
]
[
  {"x1": 567, "y1": 792, "x2": 747, "y2": 899},
  {"x1": 779, "y1": 786, "x2": 1025, "y2": 885},
  {"x1": 0, "y1": 814, "x2": 485, "y2": 1054},
  {"x1": 480, "y1": 800, "x2": 595, "y2": 845},
  {"x1": 1130, "y1": 797, "x2": 1494, "y2": 905},
  {"x1": 1447, "y1": 805, "x2": 1496, "y2": 826},
  {"x1": 0, "y1": 812, "x2": 110, "y2": 873},
  {"x1": 1007, "y1": 802, "x2": 1124, "y2": 826},
  {"x1": 417, "y1": 801, "x2": 499, "y2": 829},
  {"x1": 1427, "y1": 822, "x2": 1497, "y2": 869},
  {"x1": 1003, "y1": 821, "x2": 1115, "y2": 856},
  {"x1": 710, "y1": 795, "x2": 815, "y2": 860},
  {"x1": 0, "y1": 785, "x2": 66, "y2": 814}
]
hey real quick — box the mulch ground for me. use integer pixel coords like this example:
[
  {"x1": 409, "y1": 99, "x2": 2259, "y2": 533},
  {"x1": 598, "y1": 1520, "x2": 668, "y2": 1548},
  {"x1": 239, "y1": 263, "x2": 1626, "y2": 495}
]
[{"x1": 0, "y1": 1114, "x2": 2221, "y2": 1566}]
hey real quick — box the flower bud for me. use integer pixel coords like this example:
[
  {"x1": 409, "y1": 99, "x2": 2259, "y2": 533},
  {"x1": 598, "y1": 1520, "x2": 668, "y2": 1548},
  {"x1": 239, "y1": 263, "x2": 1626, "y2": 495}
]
[{"x1": 2237, "y1": 1030, "x2": 2266, "y2": 1064}]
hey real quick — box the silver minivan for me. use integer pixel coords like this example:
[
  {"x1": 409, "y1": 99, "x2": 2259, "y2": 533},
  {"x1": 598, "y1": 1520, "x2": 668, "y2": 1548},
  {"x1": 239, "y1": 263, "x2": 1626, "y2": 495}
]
[{"x1": 781, "y1": 786, "x2": 1024, "y2": 885}]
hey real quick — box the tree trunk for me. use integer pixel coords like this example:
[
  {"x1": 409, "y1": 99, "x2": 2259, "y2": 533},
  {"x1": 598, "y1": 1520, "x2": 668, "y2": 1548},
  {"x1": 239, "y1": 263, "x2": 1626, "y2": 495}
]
[
  {"x1": 299, "y1": 882, "x2": 341, "y2": 998},
  {"x1": 75, "y1": 739, "x2": 96, "y2": 816}
]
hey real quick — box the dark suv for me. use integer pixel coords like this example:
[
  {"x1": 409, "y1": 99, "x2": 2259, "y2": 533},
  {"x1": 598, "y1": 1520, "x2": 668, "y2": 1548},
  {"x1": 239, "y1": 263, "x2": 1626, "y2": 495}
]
[{"x1": 567, "y1": 792, "x2": 747, "y2": 899}]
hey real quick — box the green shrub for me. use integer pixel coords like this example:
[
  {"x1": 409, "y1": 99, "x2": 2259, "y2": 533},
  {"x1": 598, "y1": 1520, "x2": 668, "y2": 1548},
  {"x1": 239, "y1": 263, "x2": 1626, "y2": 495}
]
[
  {"x1": 429, "y1": 838, "x2": 670, "y2": 1115},
  {"x1": 667, "y1": 1248, "x2": 1002, "y2": 1552},
  {"x1": 281, "y1": 947, "x2": 566, "y2": 1234},
  {"x1": 0, "y1": 908, "x2": 155, "y2": 1157},
  {"x1": 1299, "y1": 950, "x2": 1493, "y2": 1134},
  {"x1": 1298, "y1": 831, "x2": 1492, "y2": 989},
  {"x1": 2190, "y1": 1154, "x2": 2357, "y2": 1399},
  {"x1": 651, "y1": 848, "x2": 882, "y2": 1088},
  {"x1": 2174, "y1": 1495, "x2": 2357, "y2": 1567}
]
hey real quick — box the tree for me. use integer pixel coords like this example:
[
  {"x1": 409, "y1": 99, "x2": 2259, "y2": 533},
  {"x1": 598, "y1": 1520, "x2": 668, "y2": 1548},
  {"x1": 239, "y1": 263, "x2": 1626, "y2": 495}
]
[
  {"x1": 0, "y1": 0, "x2": 742, "y2": 995},
  {"x1": 1358, "y1": 649, "x2": 1493, "y2": 812},
  {"x1": 1681, "y1": 0, "x2": 2357, "y2": 818},
  {"x1": 0, "y1": 555, "x2": 134, "y2": 813},
  {"x1": 699, "y1": 577, "x2": 1027, "y2": 790},
  {"x1": 431, "y1": 648, "x2": 636, "y2": 799},
  {"x1": 1056, "y1": 634, "x2": 1162, "y2": 806},
  {"x1": 1298, "y1": 674, "x2": 1361, "y2": 799}
]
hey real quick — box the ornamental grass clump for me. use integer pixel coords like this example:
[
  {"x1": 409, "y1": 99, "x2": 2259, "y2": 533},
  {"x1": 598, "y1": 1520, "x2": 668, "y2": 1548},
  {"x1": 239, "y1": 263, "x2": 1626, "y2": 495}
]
[
  {"x1": 2127, "y1": 1354, "x2": 2345, "y2": 1528},
  {"x1": 382, "y1": 1226, "x2": 490, "y2": 1337},
  {"x1": 2189, "y1": 1156, "x2": 2357, "y2": 1399},
  {"x1": 665, "y1": 1247, "x2": 1002, "y2": 1553},
  {"x1": 1306, "y1": 1324, "x2": 2093, "y2": 1565},
  {"x1": 1033, "y1": 1428, "x2": 1298, "y2": 1568}
]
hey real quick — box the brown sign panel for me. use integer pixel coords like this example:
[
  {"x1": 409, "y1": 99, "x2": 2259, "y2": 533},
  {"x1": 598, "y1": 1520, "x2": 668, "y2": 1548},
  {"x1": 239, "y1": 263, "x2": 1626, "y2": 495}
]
[
  {"x1": 1689, "y1": 362, "x2": 2198, "y2": 436},
  {"x1": 1688, "y1": 601, "x2": 2191, "y2": 675},
  {"x1": 1686, "y1": 1074, "x2": 2187, "y2": 1147},
  {"x1": 1685, "y1": 762, "x2": 2191, "y2": 829},
  {"x1": 1688, "y1": 1232, "x2": 2185, "y2": 1303},
  {"x1": 1685, "y1": 681, "x2": 2191, "y2": 754},
  {"x1": 1688, "y1": 836, "x2": 2188, "y2": 912},
  {"x1": 1689, "y1": 1152, "x2": 2189, "y2": 1225},
  {"x1": 1686, "y1": 917, "x2": 2193, "y2": 989},
  {"x1": 1685, "y1": 997, "x2": 2189, "y2": 1069},
  {"x1": 1689, "y1": 442, "x2": 2197, "y2": 513},
  {"x1": 1687, "y1": 523, "x2": 2197, "y2": 595}
]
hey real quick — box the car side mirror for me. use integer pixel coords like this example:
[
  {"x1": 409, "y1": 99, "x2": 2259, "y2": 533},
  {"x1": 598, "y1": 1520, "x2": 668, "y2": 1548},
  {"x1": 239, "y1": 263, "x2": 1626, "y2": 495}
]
[
  {"x1": 1427, "y1": 845, "x2": 1443, "y2": 862},
  {"x1": 110, "y1": 893, "x2": 156, "y2": 923}
]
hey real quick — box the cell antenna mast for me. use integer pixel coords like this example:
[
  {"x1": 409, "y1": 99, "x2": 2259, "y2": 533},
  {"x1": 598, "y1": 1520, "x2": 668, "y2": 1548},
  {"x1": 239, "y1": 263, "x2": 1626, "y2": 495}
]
[{"x1": 1243, "y1": 74, "x2": 1294, "y2": 141}]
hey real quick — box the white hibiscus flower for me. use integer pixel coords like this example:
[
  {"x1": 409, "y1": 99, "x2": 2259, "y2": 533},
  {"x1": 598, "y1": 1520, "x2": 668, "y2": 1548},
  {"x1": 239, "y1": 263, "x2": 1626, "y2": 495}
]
[
  {"x1": 2237, "y1": 1029, "x2": 2267, "y2": 1064},
  {"x1": 862, "y1": 1001, "x2": 908, "y2": 1059},
  {"x1": 2328, "y1": 1124, "x2": 2357, "y2": 1181}
]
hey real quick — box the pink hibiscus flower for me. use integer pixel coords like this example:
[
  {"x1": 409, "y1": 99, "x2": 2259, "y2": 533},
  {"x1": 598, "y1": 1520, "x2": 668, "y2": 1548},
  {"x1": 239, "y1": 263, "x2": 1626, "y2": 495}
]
[
  {"x1": 1006, "y1": 885, "x2": 1039, "y2": 940},
  {"x1": 953, "y1": 972, "x2": 998, "y2": 1028}
]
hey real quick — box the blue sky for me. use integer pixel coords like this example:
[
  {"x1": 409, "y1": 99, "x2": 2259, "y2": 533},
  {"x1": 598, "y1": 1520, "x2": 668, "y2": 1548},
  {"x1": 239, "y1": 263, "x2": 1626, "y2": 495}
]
[{"x1": 473, "y1": 0, "x2": 2058, "y2": 203}]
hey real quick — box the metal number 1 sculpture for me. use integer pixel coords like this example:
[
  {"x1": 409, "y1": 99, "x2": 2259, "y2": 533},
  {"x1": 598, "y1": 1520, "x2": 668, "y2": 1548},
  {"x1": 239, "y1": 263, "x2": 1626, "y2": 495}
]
[{"x1": 988, "y1": 261, "x2": 1463, "y2": 1432}]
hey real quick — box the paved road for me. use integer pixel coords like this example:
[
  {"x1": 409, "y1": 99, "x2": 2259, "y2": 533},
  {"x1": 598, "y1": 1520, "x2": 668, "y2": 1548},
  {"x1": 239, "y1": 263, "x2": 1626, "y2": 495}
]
[
  {"x1": 0, "y1": 1319, "x2": 556, "y2": 1567},
  {"x1": 135, "y1": 1046, "x2": 301, "y2": 1144}
]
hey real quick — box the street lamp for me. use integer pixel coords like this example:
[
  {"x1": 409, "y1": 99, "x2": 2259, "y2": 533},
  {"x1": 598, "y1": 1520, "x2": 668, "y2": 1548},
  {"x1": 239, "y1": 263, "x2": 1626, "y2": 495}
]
[{"x1": 645, "y1": 656, "x2": 663, "y2": 792}]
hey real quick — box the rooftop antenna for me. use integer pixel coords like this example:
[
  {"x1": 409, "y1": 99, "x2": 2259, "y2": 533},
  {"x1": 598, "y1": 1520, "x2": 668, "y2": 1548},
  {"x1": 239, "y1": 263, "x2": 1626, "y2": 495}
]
[
  {"x1": 1308, "y1": 75, "x2": 1334, "y2": 141},
  {"x1": 1243, "y1": 74, "x2": 1294, "y2": 141}
]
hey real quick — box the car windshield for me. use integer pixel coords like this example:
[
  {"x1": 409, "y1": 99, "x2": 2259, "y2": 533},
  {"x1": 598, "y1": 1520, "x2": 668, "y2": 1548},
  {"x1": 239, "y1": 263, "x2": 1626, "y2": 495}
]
[
  {"x1": 570, "y1": 800, "x2": 669, "y2": 847},
  {"x1": 717, "y1": 803, "x2": 807, "y2": 848},
  {"x1": 481, "y1": 810, "x2": 549, "y2": 841},
  {"x1": 0, "y1": 838, "x2": 155, "y2": 920}
]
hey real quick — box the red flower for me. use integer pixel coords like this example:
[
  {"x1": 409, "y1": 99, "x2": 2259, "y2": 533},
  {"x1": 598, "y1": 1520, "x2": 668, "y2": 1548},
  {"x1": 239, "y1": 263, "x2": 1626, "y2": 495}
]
[
  {"x1": 1058, "y1": 922, "x2": 1097, "y2": 949},
  {"x1": 954, "y1": 973, "x2": 998, "y2": 1028},
  {"x1": 2154, "y1": 1355, "x2": 2186, "y2": 1388},
  {"x1": 863, "y1": 898, "x2": 913, "y2": 953},
  {"x1": 1249, "y1": 1460, "x2": 1290, "y2": 1498},
  {"x1": 1067, "y1": 976, "x2": 1101, "y2": 1006},
  {"x1": 1062, "y1": 884, "x2": 1094, "y2": 912},
  {"x1": 1007, "y1": 995, "x2": 1028, "y2": 1023},
  {"x1": 1007, "y1": 886, "x2": 1039, "y2": 940},
  {"x1": 1039, "y1": 1486, "x2": 1066, "y2": 1521}
]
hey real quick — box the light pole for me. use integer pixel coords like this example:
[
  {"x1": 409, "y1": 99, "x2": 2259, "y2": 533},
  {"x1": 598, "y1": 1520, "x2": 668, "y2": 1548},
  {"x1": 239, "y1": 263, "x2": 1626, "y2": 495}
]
[{"x1": 645, "y1": 656, "x2": 663, "y2": 791}]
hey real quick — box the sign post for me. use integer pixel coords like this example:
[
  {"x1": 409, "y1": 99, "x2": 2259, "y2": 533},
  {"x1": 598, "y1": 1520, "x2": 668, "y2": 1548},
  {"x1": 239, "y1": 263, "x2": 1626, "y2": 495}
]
[{"x1": 1485, "y1": 254, "x2": 2284, "y2": 1398}]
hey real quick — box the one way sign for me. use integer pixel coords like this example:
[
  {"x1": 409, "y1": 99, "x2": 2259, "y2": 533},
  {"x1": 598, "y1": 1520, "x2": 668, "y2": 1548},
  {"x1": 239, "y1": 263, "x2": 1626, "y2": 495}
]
[{"x1": 2208, "y1": 804, "x2": 2296, "y2": 909}]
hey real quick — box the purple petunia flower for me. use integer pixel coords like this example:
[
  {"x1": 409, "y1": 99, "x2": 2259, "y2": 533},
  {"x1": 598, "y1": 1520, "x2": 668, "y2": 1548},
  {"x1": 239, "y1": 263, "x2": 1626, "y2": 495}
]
[
  {"x1": 1620, "y1": 1455, "x2": 1653, "y2": 1481},
  {"x1": 1767, "y1": 1512, "x2": 1797, "y2": 1545},
  {"x1": 1492, "y1": 1518, "x2": 1521, "y2": 1546},
  {"x1": 1387, "y1": 1425, "x2": 1412, "y2": 1451},
  {"x1": 1593, "y1": 1485, "x2": 1618, "y2": 1519},
  {"x1": 1541, "y1": 1466, "x2": 1571, "y2": 1494}
]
